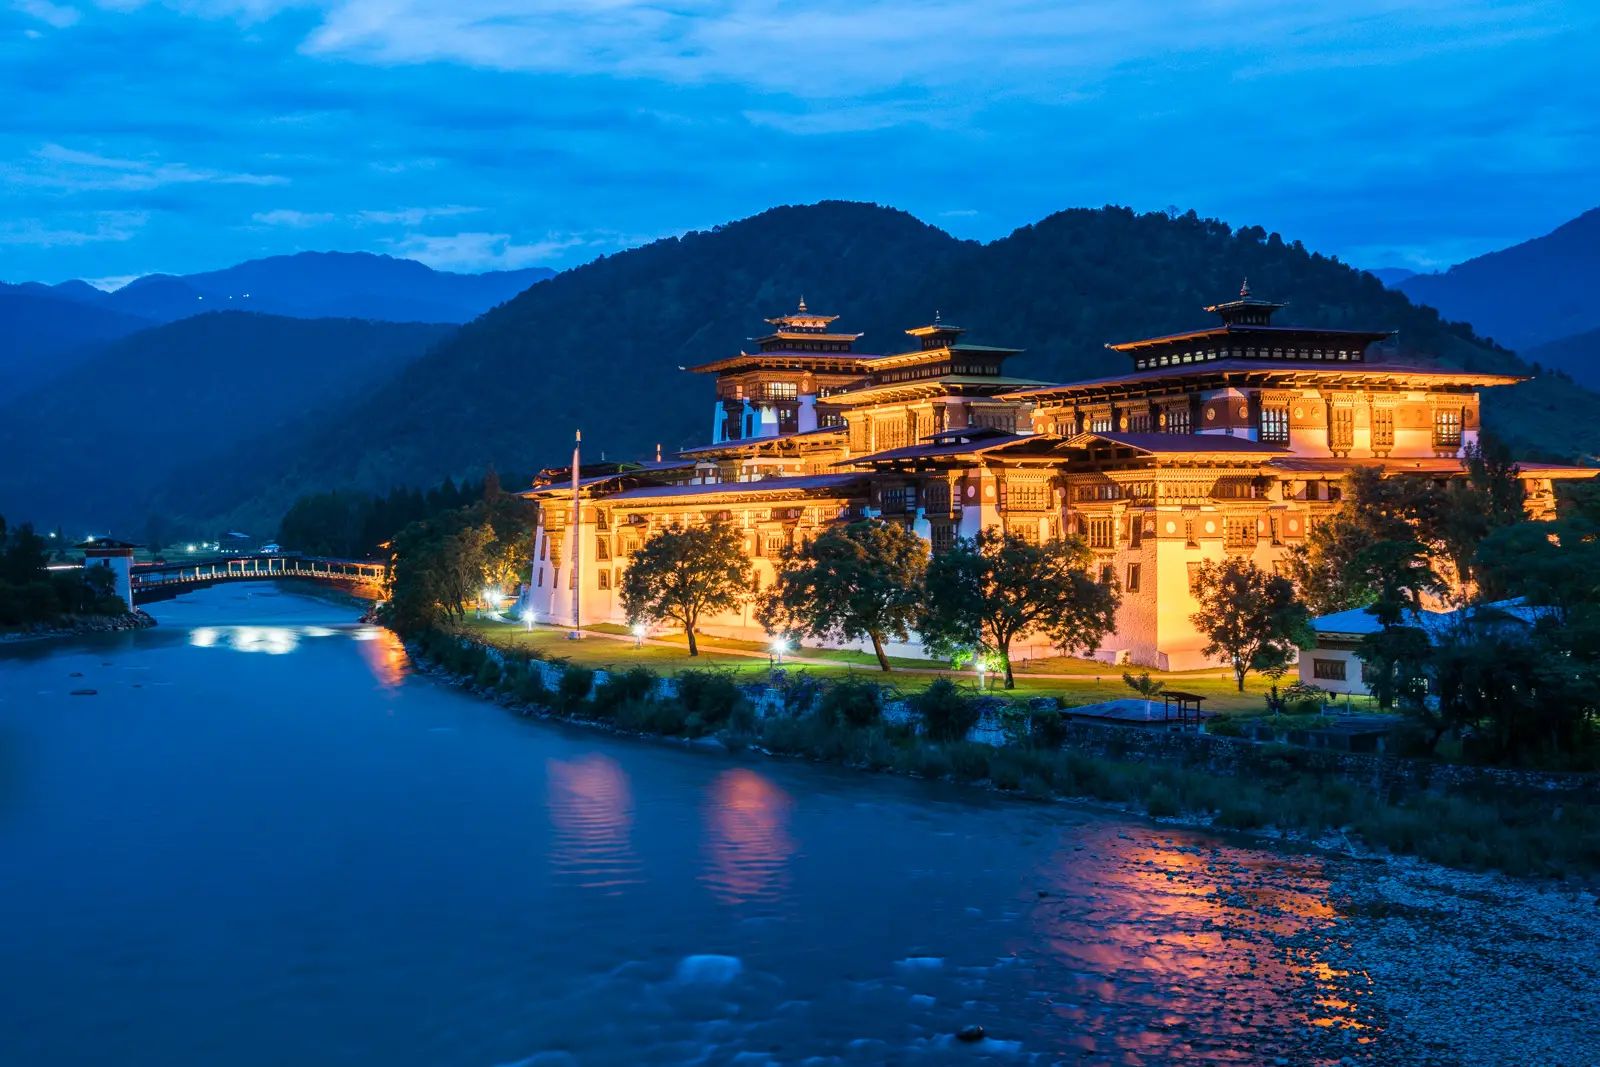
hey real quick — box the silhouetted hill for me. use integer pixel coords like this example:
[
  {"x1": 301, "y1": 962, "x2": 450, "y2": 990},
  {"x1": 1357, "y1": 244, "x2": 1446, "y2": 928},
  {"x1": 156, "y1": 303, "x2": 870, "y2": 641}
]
[
  {"x1": 1399, "y1": 207, "x2": 1600, "y2": 352},
  {"x1": 1525, "y1": 326, "x2": 1600, "y2": 391},
  {"x1": 1368, "y1": 267, "x2": 1416, "y2": 287},
  {"x1": 0, "y1": 284, "x2": 154, "y2": 402},
  {"x1": 0, "y1": 313, "x2": 454, "y2": 529},
  {"x1": 149, "y1": 202, "x2": 1600, "y2": 534},
  {"x1": 39, "y1": 251, "x2": 558, "y2": 326}
]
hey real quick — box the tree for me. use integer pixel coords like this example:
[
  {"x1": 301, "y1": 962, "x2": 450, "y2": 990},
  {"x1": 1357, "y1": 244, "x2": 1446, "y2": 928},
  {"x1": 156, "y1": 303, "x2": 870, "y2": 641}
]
[
  {"x1": 1123, "y1": 671, "x2": 1165, "y2": 714},
  {"x1": 1348, "y1": 540, "x2": 1441, "y2": 712},
  {"x1": 1432, "y1": 436, "x2": 1524, "y2": 600},
  {"x1": 919, "y1": 528, "x2": 1118, "y2": 689},
  {"x1": 758, "y1": 519, "x2": 927, "y2": 671},
  {"x1": 385, "y1": 515, "x2": 496, "y2": 632},
  {"x1": 1189, "y1": 558, "x2": 1313, "y2": 691},
  {"x1": 1283, "y1": 467, "x2": 1425, "y2": 615},
  {"x1": 620, "y1": 523, "x2": 751, "y2": 656}
]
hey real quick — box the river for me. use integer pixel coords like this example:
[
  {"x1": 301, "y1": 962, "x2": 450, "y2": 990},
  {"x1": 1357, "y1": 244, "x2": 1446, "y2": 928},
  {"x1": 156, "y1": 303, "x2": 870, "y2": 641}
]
[{"x1": 0, "y1": 584, "x2": 1382, "y2": 1066}]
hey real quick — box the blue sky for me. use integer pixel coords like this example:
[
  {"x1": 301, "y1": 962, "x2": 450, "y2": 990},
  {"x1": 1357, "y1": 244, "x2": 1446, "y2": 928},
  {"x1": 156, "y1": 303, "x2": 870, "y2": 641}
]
[{"x1": 2, "y1": 0, "x2": 1597, "y2": 284}]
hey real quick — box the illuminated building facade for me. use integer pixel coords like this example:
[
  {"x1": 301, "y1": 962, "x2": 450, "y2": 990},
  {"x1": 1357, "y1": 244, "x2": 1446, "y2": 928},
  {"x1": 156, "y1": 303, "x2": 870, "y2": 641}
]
[{"x1": 520, "y1": 291, "x2": 1591, "y2": 669}]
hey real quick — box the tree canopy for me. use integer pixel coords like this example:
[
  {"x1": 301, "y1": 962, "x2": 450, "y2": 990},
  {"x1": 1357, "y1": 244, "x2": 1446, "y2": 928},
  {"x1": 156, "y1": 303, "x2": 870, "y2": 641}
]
[
  {"x1": 758, "y1": 519, "x2": 927, "y2": 671},
  {"x1": 620, "y1": 523, "x2": 751, "y2": 656},
  {"x1": 1189, "y1": 558, "x2": 1312, "y2": 691},
  {"x1": 919, "y1": 528, "x2": 1118, "y2": 688}
]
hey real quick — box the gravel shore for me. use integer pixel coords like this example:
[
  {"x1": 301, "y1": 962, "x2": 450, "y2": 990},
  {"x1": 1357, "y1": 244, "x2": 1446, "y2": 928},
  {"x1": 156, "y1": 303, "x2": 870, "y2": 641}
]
[{"x1": 1321, "y1": 858, "x2": 1600, "y2": 1066}]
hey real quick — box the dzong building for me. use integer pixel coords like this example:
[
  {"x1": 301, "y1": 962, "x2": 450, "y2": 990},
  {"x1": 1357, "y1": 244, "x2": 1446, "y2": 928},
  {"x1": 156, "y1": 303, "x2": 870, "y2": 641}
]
[{"x1": 519, "y1": 288, "x2": 1590, "y2": 670}]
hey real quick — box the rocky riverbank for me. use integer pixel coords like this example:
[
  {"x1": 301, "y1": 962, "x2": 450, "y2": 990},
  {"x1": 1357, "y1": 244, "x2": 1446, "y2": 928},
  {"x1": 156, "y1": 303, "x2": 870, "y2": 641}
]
[
  {"x1": 1322, "y1": 859, "x2": 1600, "y2": 1067},
  {"x1": 0, "y1": 610, "x2": 157, "y2": 643}
]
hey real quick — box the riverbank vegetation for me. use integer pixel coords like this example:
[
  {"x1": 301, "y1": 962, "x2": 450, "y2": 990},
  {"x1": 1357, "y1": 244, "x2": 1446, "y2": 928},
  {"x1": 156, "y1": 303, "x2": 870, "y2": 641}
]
[
  {"x1": 0, "y1": 516, "x2": 130, "y2": 628},
  {"x1": 406, "y1": 628, "x2": 1600, "y2": 881}
]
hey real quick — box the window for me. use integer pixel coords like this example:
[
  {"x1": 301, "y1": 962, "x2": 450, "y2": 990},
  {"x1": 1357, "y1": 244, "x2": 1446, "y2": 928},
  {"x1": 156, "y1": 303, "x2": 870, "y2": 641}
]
[
  {"x1": 1435, "y1": 408, "x2": 1463, "y2": 447},
  {"x1": 1372, "y1": 407, "x2": 1395, "y2": 449},
  {"x1": 880, "y1": 485, "x2": 914, "y2": 511},
  {"x1": 595, "y1": 537, "x2": 611, "y2": 561},
  {"x1": 1224, "y1": 517, "x2": 1257, "y2": 548},
  {"x1": 539, "y1": 536, "x2": 547, "y2": 561},
  {"x1": 1100, "y1": 563, "x2": 1115, "y2": 585},
  {"x1": 597, "y1": 569, "x2": 611, "y2": 590},
  {"x1": 1331, "y1": 406, "x2": 1355, "y2": 450},
  {"x1": 1128, "y1": 516, "x2": 1143, "y2": 547},
  {"x1": 1007, "y1": 483, "x2": 1049, "y2": 511},
  {"x1": 1127, "y1": 412, "x2": 1152, "y2": 433},
  {"x1": 1184, "y1": 519, "x2": 1197, "y2": 548},
  {"x1": 1090, "y1": 414, "x2": 1113, "y2": 433},
  {"x1": 1165, "y1": 406, "x2": 1191, "y2": 434},
  {"x1": 931, "y1": 522, "x2": 955, "y2": 555},
  {"x1": 1126, "y1": 562, "x2": 1141, "y2": 592},
  {"x1": 596, "y1": 510, "x2": 609, "y2": 531},
  {"x1": 1313, "y1": 658, "x2": 1347, "y2": 681},
  {"x1": 1260, "y1": 407, "x2": 1289, "y2": 444},
  {"x1": 1086, "y1": 517, "x2": 1114, "y2": 549},
  {"x1": 1187, "y1": 561, "x2": 1202, "y2": 595},
  {"x1": 536, "y1": 567, "x2": 543, "y2": 587},
  {"x1": 763, "y1": 381, "x2": 798, "y2": 401},
  {"x1": 766, "y1": 534, "x2": 786, "y2": 557},
  {"x1": 924, "y1": 482, "x2": 951, "y2": 512}
]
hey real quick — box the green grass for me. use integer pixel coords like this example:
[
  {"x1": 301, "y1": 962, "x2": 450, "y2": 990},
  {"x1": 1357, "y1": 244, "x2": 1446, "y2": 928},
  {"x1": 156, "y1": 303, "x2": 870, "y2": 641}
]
[{"x1": 459, "y1": 618, "x2": 1275, "y2": 713}]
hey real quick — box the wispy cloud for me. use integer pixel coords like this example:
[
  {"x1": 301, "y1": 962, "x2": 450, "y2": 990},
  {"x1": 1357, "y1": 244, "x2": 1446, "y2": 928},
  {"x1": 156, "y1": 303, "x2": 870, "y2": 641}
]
[
  {"x1": 0, "y1": 212, "x2": 147, "y2": 248},
  {"x1": 12, "y1": 0, "x2": 80, "y2": 29},
  {"x1": 357, "y1": 205, "x2": 478, "y2": 226},
  {"x1": 252, "y1": 208, "x2": 336, "y2": 227},
  {"x1": 389, "y1": 230, "x2": 589, "y2": 270},
  {"x1": 13, "y1": 143, "x2": 288, "y2": 191}
]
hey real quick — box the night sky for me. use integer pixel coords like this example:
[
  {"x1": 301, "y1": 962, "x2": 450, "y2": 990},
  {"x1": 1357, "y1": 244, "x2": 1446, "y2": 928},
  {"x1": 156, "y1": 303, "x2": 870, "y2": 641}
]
[{"x1": 3, "y1": 0, "x2": 1596, "y2": 284}]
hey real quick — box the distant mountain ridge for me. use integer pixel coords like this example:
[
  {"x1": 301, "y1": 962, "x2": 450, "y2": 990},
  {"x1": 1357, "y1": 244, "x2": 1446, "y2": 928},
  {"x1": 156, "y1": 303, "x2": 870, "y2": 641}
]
[
  {"x1": 1398, "y1": 207, "x2": 1600, "y2": 352},
  {"x1": 31, "y1": 251, "x2": 557, "y2": 325}
]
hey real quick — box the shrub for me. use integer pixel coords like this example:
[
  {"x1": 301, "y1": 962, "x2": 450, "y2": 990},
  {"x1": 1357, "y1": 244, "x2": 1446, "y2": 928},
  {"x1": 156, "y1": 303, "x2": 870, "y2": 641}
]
[
  {"x1": 818, "y1": 676, "x2": 884, "y2": 728},
  {"x1": 474, "y1": 657, "x2": 502, "y2": 689},
  {"x1": 914, "y1": 678, "x2": 980, "y2": 742},
  {"x1": 616, "y1": 697, "x2": 691, "y2": 736},
  {"x1": 676, "y1": 669, "x2": 747, "y2": 727},
  {"x1": 1217, "y1": 801, "x2": 1265, "y2": 829},
  {"x1": 1029, "y1": 705, "x2": 1067, "y2": 749},
  {"x1": 515, "y1": 666, "x2": 549, "y2": 706},
  {"x1": 1206, "y1": 717, "x2": 1246, "y2": 738},
  {"x1": 946, "y1": 741, "x2": 992, "y2": 781},
  {"x1": 593, "y1": 666, "x2": 659, "y2": 719},
  {"x1": 556, "y1": 664, "x2": 596, "y2": 713},
  {"x1": 989, "y1": 749, "x2": 1030, "y2": 790},
  {"x1": 1145, "y1": 784, "x2": 1180, "y2": 818}
]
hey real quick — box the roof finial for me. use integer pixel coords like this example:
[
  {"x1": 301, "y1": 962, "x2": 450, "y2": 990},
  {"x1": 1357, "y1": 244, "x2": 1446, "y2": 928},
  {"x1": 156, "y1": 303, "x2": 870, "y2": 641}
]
[
  {"x1": 934, "y1": 308, "x2": 941, "y2": 324},
  {"x1": 797, "y1": 295, "x2": 807, "y2": 313},
  {"x1": 1240, "y1": 277, "x2": 1251, "y2": 299}
]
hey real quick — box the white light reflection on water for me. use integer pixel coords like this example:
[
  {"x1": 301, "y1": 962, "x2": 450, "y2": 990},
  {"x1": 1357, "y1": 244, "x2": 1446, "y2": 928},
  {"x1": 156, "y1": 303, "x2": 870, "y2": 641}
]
[
  {"x1": 185, "y1": 625, "x2": 346, "y2": 656},
  {"x1": 701, "y1": 768, "x2": 796, "y2": 906},
  {"x1": 546, "y1": 753, "x2": 642, "y2": 894}
]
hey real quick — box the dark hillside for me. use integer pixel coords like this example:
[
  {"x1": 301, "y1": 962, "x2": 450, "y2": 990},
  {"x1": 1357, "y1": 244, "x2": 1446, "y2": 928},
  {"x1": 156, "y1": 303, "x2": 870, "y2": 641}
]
[
  {"x1": 0, "y1": 313, "x2": 454, "y2": 529},
  {"x1": 136, "y1": 202, "x2": 1600, "y2": 532}
]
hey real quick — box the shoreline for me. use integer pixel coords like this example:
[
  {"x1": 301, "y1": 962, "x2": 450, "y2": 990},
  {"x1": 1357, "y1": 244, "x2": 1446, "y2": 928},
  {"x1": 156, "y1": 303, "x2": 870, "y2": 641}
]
[
  {"x1": 406, "y1": 644, "x2": 1600, "y2": 1066},
  {"x1": 0, "y1": 610, "x2": 157, "y2": 644}
]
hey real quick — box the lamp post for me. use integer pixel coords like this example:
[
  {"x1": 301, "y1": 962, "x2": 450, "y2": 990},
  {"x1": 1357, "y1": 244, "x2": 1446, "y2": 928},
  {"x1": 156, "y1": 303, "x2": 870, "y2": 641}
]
[
  {"x1": 770, "y1": 637, "x2": 789, "y2": 667},
  {"x1": 632, "y1": 622, "x2": 647, "y2": 649}
]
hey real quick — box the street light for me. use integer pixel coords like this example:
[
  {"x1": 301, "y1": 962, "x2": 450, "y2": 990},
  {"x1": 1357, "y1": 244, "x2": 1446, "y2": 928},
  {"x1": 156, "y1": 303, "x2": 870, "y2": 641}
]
[
  {"x1": 770, "y1": 637, "x2": 789, "y2": 666},
  {"x1": 522, "y1": 609, "x2": 534, "y2": 632},
  {"x1": 632, "y1": 622, "x2": 647, "y2": 649}
]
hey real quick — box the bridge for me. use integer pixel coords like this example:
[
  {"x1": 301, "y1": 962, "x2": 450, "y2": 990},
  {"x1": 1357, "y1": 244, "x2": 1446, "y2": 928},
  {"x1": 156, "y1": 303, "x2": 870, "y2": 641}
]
[{"x1": 131, "y1": 555, "x2": 388, "y2": 604}]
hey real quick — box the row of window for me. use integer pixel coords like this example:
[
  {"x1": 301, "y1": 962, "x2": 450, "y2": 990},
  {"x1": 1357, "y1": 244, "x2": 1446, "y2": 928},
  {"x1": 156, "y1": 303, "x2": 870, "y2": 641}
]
[{"x1": 1133, "y1": 346, "x2": 1361, "y2": 370}]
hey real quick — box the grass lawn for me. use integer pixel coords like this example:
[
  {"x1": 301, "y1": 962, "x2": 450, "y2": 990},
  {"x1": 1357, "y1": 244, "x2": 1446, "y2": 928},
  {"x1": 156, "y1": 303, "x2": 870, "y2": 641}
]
[{"x1": 458, "y1": 618, "x2": 1279, "y2": 714}]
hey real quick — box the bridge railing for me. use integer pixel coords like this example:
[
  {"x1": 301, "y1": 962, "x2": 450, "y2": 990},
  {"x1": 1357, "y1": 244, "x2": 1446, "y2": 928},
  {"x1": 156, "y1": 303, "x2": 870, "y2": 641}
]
[{"x1": 131, "y1": 555, "x2": 388, "y2": 590}]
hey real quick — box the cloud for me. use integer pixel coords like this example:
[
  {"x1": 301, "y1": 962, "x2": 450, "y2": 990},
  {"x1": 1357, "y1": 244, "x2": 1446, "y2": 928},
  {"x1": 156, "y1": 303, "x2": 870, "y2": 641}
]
[
  {"x1": 12, "y1": 143, "x2": 289, "y2": 191},
  {"x1": 356, "y1": 204, "x2": 479, "y2": 225},
  {"x1": 0, "y1": 211, "x2": 147, "y2": 248},
  {"x1": 12, "y1": 0, "x2": 80, "y2": 28},
  {"x1": 251, "y1": 208, "x2": 337, "y2": 226},
  {"x1": 390, "y1": 230, "x2": 588, "y2": 270}
]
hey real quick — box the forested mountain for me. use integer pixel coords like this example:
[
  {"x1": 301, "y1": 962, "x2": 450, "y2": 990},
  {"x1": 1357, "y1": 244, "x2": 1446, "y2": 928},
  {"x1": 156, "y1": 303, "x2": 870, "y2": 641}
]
[
  {"x1": 0, "y1": 313, "x2": 454, "y2": 531},
  {"x1": 148, "y1": 201, "x2": 1600, "y2": 536},
  {"x1": 1526, "y1": 327, "x2": 1600, "y2": 392},
  {"x1": 1399, "y1": 207, "x2": 1600, "y2": 352},
  {"x1": 0, "y1": 284, "x2": 154, "y2": 401}
]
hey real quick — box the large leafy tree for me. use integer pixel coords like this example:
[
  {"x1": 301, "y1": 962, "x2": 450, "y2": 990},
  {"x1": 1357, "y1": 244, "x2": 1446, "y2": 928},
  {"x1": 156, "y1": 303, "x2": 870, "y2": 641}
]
[
  {"x1": 386, "y1": 515, "x2": 497, "y2": 632},
  {"x1": 621, "y1": 522, "x2": 751, "y2": 656},
  {"x1": 758, "y1": 519, "x2": 927, "y2": 672},
  {"x1": 918, "y1": 528, "x2": 1118, "y2": 689},
  {"x1": 1349, "y1": 540, "x2": 1442, "y2": 711},
  {"x1": 1189, "y1": 558, "x2": 1312, "y2": 692}
]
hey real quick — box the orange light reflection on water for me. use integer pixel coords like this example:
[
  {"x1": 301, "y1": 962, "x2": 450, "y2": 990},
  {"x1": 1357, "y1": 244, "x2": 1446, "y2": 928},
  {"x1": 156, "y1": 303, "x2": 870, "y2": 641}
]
[
  {"x1": 701, "y1": 768, "x2": 795, "y2": 907},
  {"x1": 546, "y1": 754, "x2": 642, "y2": 894},
  {"x1": 354, "y1": 627, "x2": 410, "y2": 691},
  {"x1": 1027, "y1": 829, "x2": 1375, "y2": 1061}
]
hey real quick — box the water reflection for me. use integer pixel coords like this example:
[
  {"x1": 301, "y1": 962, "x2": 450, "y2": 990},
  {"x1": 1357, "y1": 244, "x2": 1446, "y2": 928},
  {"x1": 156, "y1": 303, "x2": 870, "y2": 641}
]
[
  {"x1": 545, "y1": 754, "x2": 641, "y2": 893},
  {"x1": 1026, "y1": 829, "x2": 1377, "y2": 1061},
  {"x1": 352, "y1": 627, "x2": 410, "y2": 691},
  {"x1": 701, "y1": 768, "x2": 795, "y2": 906},
  {"x1": 186, "y1": 625, "x2": 348, "y2": 656}
]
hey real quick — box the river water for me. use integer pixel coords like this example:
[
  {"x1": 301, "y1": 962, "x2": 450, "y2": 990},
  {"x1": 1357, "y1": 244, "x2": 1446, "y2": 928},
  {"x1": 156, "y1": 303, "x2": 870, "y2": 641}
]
[{"x1": 0, "y1": 585, "x2": 1377, "y2": 1066}]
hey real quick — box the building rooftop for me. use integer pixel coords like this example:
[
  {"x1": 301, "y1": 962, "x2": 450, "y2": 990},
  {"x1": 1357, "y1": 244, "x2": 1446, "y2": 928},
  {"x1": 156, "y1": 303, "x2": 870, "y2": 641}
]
[
  {"x1": 600, "y1": 472, "x2": 870, "y2": 504},
  {"x1": 999, "y1": 360, "x2": 1526, "y2": 402}
]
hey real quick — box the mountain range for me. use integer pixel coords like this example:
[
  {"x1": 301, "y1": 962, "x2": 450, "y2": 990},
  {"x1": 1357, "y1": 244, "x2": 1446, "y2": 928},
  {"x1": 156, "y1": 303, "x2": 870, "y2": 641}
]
[
  {"x1": 3, "y1": 200, "x2": 1598, "y2": 539},
  {"x1": 0, "y1": 252, "x2": 555, "y2": 403}
]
